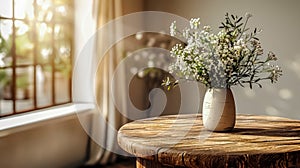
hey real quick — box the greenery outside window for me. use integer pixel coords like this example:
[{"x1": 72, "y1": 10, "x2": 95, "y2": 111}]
[{"x1": 0, "y1": 0, "x2": 73, "y2": 117}]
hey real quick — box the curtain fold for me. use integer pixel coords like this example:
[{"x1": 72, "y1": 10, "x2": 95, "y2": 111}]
[
  {"x1": 85, "y1": 0, "x2": 126, "y2": 165},
  {"x1": 85, "y1": 0, "x2": 145, "y2": 165}
]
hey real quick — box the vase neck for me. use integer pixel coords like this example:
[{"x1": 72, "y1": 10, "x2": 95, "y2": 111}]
[{"x1": 209, "y1": 87, "x2": 231, "y2": 91}]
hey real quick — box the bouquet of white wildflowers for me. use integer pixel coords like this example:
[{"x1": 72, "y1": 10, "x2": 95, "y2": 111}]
[{"x1": 162, "y1": 13, "x2": 282, "y2": 90}]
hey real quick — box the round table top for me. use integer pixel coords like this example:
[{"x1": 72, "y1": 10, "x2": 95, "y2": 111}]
[{"x1": 118, "y1": 114, "x2": 300, "y2": 167}]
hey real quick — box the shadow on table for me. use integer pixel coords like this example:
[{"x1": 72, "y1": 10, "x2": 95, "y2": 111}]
[{"x1": 231, "y1": 127, "x2": 300, "y2": 138}]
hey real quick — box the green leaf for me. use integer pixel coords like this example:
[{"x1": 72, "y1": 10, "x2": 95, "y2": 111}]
[
  {"x1": 238, "y1": 81, "x2": 245, "y2": 87},
  {"x1": 257, "y1": 83, "x2": 262, "y2": 88},
  {"x1": 231, "y1": 14, "x2": 235, "y2": 20},
  {"x1": 236, "y1": 17, "x2": 243, "y2": 23},
  {"x1": 236, "y1": 23, "x2": 243, "y2": 28}
]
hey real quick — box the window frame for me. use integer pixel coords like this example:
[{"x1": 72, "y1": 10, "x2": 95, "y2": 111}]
[{"x1": 0, "y1": 0, "x2": 74, "y2": 117}]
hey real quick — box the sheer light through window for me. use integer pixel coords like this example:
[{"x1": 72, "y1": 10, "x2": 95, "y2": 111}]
[{"x1": 0, "y1": 0, "x2": 73, "y2": 117}]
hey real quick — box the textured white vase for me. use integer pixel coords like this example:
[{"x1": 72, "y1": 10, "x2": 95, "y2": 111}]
[{"x1": 202, "y1": 88, "x2": 236, "y2": 132}]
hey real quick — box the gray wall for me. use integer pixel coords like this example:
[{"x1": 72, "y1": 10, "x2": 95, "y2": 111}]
[{"x1": 145, "y1": 0, "x2": 300, "y2": 119}]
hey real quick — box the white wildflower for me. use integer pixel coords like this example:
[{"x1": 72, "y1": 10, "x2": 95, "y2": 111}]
[
  {"x1": 234, "y1": 45, "x2": 242, "y2": 51},
  {"x1": 270, "y1": 65, "x2": 282, "y2": 83},
  {"x1": 267, "y1": 51, "x2": 277, "y2": 61},
  {"x1": 170, "y1": 21, "x2": 177, "y2": 36},
  {"x1": 190, "y1": 18, "x2": 201, "y2": 29},
  {"x1": 183, "y1": 28, "x2": 190, "y2": 39},
  {"x1": 163, "y1": 13, "x2": 281, "y2": 89},
  {"x1": 245, "y1": 12, "x2": 253, "y2": 19},
  {"x1": 236, "y1": 39, "x2": 245, "y2": 47},
  {"x1": 203, "y1": 25, "x2": 211, "y2": 32}
]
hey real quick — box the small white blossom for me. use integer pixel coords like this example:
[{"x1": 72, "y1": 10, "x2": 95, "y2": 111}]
[
  {"x1": 183, "y1": 28, "x2": 190, "y2": 39},
  {"x1": 236, "y1": 39, "x2": 245, "y2": 46},
  {"x1": 170, "y1": 21, "x2": 177, "y2": 36},
  {"x1": 233, "y1": 45, "x2": 241, "y2": 50},
  {"x1": 203, "y1": 25, "x2": 211, "y2": 32},
  {"x1": 267, "y1": 51, "x2": 277, "y2": 61},
  {"x1": 270, "y1": 65, "x2": 282, "y2": 83},
  {"x1": 190, "y1": 18, "x2": 201, "y2": 29}
]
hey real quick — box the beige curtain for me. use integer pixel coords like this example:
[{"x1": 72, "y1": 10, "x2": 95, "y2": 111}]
[
  {"x1": 85, "y1": 0, "x2": 126, "y2": 165},
  {"x1": 85, "y1": 0, "x2": 145, "y2": 165}
]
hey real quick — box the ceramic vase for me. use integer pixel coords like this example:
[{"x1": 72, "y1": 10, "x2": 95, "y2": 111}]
[{"x1": 202, "y1": 88, "x2": 236, "y2": 132}]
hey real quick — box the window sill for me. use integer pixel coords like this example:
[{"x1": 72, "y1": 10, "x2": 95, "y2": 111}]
[{"x1": 0, "y1": 103, "x2": 94, "y2": 131}]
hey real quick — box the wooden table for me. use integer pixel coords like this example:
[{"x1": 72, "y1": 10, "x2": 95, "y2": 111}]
[{"x1": 118, "y1": 114, "x2": 300, "y2": 168}]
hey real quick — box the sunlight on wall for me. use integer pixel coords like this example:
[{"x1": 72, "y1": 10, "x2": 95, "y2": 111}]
[
  {"x1": 243, "y1": 88, "x2": 256, "y2": 98},
  {"x1": 265, "y1": 106, "x2": 280, "y2": 116},
  {"x1": 288, "y1": 55, "x2": 300, "y2": 79},
  {"x1": 279, "y1": 88, "x2": 293, "y2": 100}
]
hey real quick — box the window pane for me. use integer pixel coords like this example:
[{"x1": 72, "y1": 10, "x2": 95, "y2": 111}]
[
  {"x1": 37, "y1": 22, "x2": 52, "y2": 42},
  {"x1": 15, "y1": 21, "x2": 34, "y2": 65},
  {"x1": 55, "y1": 39, "x2": 71, "y2": 72},
  {"x1": 0, "y1": 68, "x2": 13, "y2": 116},
  {"x1": 0, "y1": 0, "x2": 13, "y2": 18},
  {"x1": 55, "y1": 71, "x2": 69, "y2": 104},
  {"x1": 36, "y1": 0, "x2": 53, "y2": 22},
  {"x1": 0, "y1": 20, "x2": 13, "y2": 67},
  {"x1": 54, "y1": 24, "x2": 71, "y2": 40},
  {"x1": 54, "y1": 5, "x2": 73, "y2": 22},
  {"x1": 55, "y1": 39, "x2": 71, "y2": 56},
  {"x1": 0, "y1": 68, "x2": 12, "y2": 99},
  {"x1": 0, "y1": 0, "x2": 73, "y2": 117},
  {"x1": 0, "y1": 99, "x2": 13, "y2": 116},
  {"x1": 37, "y1": 65, "x2": 52, "y2": 107},
  {"x1": 55, "y1": 39, "x2": 71, "y2": 104},
  {"x1": 14, "y1": 0, "x2": 34, "y2": 20},
  {"x1": 53, "y1": 0, "x2": 70, "y2": 5},
  {"x1": 37, "y1": 44, "x2": 53, "y2": 64},
  {"x1": 15, "y1": 67, "x2": 34, "y2": 111}
]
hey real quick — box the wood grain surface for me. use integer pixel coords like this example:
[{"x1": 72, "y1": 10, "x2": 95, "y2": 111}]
[{"x1": 118, "y1": 114, "x2": 300, "y2": 168}]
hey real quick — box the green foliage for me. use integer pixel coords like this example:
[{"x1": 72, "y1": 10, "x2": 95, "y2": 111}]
[{"x1": 0, "y1": 33, "x2": 12, "y2": 56}]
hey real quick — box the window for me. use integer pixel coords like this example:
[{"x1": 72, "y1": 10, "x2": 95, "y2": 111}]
[{"x1": 0, "y1": 0, "x2": 73, "y2": 117}]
